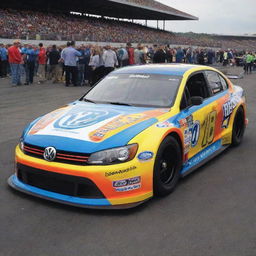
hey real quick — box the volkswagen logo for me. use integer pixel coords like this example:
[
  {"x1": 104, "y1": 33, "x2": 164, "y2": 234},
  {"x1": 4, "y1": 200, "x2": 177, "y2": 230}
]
[{"x1": 43, "y1": 147, "x2": 57, "y2": 161}]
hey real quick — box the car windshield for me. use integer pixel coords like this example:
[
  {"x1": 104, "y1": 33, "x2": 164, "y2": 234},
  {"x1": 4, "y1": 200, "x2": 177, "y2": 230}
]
[{"x1": 83, "y1": 73, "x2": 181, "y2": 108}]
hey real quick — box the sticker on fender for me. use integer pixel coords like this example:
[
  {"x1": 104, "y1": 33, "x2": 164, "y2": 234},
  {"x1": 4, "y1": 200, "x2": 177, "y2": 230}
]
[{"x1": 113, "y1": 176, "x2": 141, "y2": 192}]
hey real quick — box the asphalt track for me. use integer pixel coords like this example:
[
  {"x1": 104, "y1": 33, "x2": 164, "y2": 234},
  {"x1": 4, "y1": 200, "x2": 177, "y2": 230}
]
[{"x1": 0, "y1": 67, "x2": 256, "y2": 256}]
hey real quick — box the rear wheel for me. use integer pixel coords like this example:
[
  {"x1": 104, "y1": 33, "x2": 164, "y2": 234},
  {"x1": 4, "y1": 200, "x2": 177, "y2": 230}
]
[
  {"x1": 153, "y1": 136, "x2": 182, "y2": 196},
  {"x1": 232, "y1": 107, "x2": 245, "y2": 146}
]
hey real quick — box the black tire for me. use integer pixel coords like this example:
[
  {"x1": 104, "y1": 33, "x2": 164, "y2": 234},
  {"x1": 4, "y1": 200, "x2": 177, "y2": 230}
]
[
  {"x1": 153, "y1": 136, "x2": 182, "y2": 196},
  {"x1": 232, "y1": 107, "x2": 245, "y2": 146}
]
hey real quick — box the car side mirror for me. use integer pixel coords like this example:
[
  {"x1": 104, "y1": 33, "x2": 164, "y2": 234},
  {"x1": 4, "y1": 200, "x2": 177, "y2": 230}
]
[{"x1": 190, "y1": 96, "x2": 203, "y2": 106}]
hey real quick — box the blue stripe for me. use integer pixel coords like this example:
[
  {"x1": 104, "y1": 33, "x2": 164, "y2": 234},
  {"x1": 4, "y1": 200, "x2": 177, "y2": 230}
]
[
  {"x1": 164, "y1": 90, "x2": 228, "y2": 127},
  {"x1": 11, "y1": 175, "x2": 111, "y2": 206},
  {"x1": 181, "y1": 140, "x2": 223, "y2": 174},
  {"x1": 25, "y1": 117, "x2": 158, "y2": 153}
]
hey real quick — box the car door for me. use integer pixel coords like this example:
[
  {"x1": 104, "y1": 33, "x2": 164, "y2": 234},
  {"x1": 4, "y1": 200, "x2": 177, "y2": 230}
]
[
  {"x1": 204, "y1": 70, "x2": 230, "y2": 142},
  {"x1": 178, "y1": 71, "x2": 221, "y2": 162}
]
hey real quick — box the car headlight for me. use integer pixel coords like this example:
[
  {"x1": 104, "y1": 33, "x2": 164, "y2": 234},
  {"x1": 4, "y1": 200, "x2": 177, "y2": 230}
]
[
  {"x1": 88, "y1": 144, "x2": 138, "y2": 165},
  {"x1": 19, "y1": 138, "x2": 24, "y2": 152}
]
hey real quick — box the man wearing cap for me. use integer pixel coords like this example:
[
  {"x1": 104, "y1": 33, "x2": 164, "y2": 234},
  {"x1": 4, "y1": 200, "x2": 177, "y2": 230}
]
[{"x1": 8, "y1": 40, "x2": 22, "y2": 86}]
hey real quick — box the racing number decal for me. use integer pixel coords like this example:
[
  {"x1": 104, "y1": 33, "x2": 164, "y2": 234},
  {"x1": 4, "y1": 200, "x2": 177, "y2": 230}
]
[
  {"x1": 191, "y1": 121, "x2": 200, "y2": 147},
  {"x1": 202, "y1": 111, "x2": 217, "y2": 147}
]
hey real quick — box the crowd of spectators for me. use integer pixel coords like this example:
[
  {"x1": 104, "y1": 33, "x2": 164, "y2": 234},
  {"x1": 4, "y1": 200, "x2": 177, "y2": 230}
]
[
  {"x1": 1, "y1": 39, "x2": 255, "y2": 88},
  {"x1": 0, "y1": 9, "x2": 177, "y2": 43},
  {"x1": 1, "y1": 9, "x2": 256, "y2": 50}
]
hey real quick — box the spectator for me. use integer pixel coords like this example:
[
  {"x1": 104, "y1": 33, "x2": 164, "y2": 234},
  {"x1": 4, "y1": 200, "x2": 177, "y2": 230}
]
[
  {"x1": 8, "y1": 39, "x2": 22, "y2": 86},
  {"x1": 127, "y1": 43, "x2": 135, "y2": 65},
  {"x1": 48, "y1": 44, "x2": 61, "y2": 83},
  {"x1": 60, "y1": 41, "x2": 82, "y2": 86},
  {"x1": 38, "y1": 42, "x2": 47, "y2": 84},
  {"x1": 102, "y1": 45, "x2": 118, "y2": 76},
  {"x1": 153, "y1": 45, "x2": 167, "y2": 63},
  {"x1": 89, "y1": 47, "x2": 104, "y2": 86},
  {"x1": 134, "y1": 44, "x2": 146, "y2": 65},
  {"x1": 24, "y1": 44, "x2": 39, "y2": 85},
  {"x1": 198, "y1": 49, "x2": 205, "y2": 65},
  {"x1": 0, "y1": 43, "x2": 8, "y2": 77},
  {"x1": 175, "y1": 47, "x2": 184, "y2": 63},
  {"x1": 117, "y1": 45, "x2": 129, "y2": 67}
]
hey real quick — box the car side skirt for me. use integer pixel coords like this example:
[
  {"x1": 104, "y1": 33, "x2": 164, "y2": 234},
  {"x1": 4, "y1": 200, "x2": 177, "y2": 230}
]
[{"x1": 180, "y1": 140, "x2": 229, "y2": 177}]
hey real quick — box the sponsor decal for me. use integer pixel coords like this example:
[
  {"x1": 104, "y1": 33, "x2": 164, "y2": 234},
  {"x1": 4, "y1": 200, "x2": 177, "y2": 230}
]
[
  {"x1": 129, "y1": 74, "x2": 150, "y2": 79},
  {"x1": 90, "y1": 113, "x2": 146, "y2": 141},
  {"x1": 113, "y1": 176, "x2": 141, "y2": 192},
  {"x1": 29, "y1": 107, "x2": 69, "y2": 135},
  {"x1": 179, "y1": 115, "x2": 194, "y2": 128},
  {"x1": 184, "y1": 128, "x2": 192, "y2": 153},
  {"x1": 156, "y1": 121, "x2": 174, "y2": 128},
  {"x1": 54, "y1": 110, "x2": 117, "y2": 130},
  {"x1": 89, "y1": 109, "x2": 166, "y2": 142},
  {"x1": 183, "y1": 120, "x2": 200, "y2": 153},
  {"x1": 113, "y1": 176, "x2": 141, "y2": 188},
  {"x1": 105, "y1": 166, "x2": 137, "y2": 177},
  {"x1": 138, "y1": 151, "x2": 154, "y2": 161},
  {"x1": 222, "y1": 95, "x2": 240, "y2": 128},
  {"x1": 181, "y1": 140, "x2": 222, "y2": 174},
  {"x1": 115, "y1": 184, "x2": 141, "y2": 192}
]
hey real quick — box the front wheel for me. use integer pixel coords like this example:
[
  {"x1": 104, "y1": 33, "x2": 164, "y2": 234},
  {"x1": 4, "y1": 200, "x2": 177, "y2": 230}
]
[
  {"x1": 232, "y1": 107, "x2": 245, "y2": 146},
  {"x1": 153, "y1": 136, "x2": 182, "y2": 196}
]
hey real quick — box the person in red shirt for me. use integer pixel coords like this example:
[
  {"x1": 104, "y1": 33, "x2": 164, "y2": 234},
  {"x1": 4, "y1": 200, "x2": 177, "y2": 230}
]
[
  {"x1": 8, "y1": 40, "x2": 22, "y2": 86},
  {"x1": 126, "y1": 42, "x2": 135, "y2": 65},
  {"x1": 38, "y1": 43, "x2": 47, "y2": 83}
]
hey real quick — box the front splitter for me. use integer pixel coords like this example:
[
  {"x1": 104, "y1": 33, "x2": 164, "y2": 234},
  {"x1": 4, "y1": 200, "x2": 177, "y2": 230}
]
[{"x1": 8, "y1": 175, "x2": 148, "y2": 209}]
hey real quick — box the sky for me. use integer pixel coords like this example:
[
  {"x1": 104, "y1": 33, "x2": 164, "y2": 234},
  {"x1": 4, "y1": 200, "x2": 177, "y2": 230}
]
[{"x1": 147, "y1": 0, "x2": 256, "y2": 35}]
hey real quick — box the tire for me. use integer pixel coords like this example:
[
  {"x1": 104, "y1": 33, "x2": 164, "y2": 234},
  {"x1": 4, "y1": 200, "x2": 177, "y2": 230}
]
[
  {"x1": 232, "y1": 107, "x2": 245, "y2": 146},
  {"x1": 153, "y1": 136, "x2": 182, "y2": 196}
]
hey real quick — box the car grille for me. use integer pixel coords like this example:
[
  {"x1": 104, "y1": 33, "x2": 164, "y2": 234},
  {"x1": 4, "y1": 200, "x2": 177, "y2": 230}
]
[
  {"x1": 23, "y1": 143, "x2": 90, "y2": 165},
  {"x1": 17, "y1": 163, "x2": 105, "y2": 198}
]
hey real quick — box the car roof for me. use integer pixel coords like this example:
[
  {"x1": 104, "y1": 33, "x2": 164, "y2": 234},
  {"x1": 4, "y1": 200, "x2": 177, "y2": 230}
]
[{"x1": 113, "y1": 64, "x2": 206, "y2": 76}]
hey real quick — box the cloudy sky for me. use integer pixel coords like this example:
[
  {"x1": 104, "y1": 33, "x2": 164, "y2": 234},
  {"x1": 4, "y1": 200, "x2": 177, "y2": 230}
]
[{"x1": 148, "y1": 0, "x2": 256, "y2": 35}]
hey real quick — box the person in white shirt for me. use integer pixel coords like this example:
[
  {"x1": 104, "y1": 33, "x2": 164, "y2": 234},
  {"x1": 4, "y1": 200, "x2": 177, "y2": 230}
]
[
  {"x1": 89, "y1": 47, "x2": 104, "y2": 86},
  {"x1": 102, "y1": 45, "x2": 118, "y2": 76}
]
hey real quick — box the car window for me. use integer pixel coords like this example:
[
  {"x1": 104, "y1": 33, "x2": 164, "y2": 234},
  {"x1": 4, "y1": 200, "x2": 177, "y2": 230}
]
[
  {"x1": 186, "y1": 73, "x2": 209, "y2": 99},
  {"x1": 180, "y1": 73, "x2": 208, "y2": 110},
  {"x1": 219, "y1": 75, "x2": 228, "y2": 90},
  {"x1": 205, "y1": 71, "x2": 224, "y2": 95},
  {"x1": 84, "y1": 73, "x2": 181, "y2": 108}
]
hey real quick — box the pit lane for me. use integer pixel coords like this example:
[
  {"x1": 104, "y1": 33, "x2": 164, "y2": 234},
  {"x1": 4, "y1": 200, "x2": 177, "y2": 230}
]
[{"x1": 1, "y1": 67, "x2": 255, "y2": 256}]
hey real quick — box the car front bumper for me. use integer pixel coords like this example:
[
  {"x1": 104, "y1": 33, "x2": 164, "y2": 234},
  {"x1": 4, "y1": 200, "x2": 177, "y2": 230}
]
[{"x1": 8, "y1": 146, "x2": 154, "y2": 209}]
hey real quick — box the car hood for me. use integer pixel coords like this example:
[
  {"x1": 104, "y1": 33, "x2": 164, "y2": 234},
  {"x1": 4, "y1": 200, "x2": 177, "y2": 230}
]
[{"x1": 23, "y1": 101, "x2": 169, "y2": 153}]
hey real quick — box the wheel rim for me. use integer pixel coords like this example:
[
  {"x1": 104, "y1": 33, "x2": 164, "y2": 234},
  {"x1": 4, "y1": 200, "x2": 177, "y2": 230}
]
[{"x1": 159, "y1": 147, "x2": 177, "y2": 184}]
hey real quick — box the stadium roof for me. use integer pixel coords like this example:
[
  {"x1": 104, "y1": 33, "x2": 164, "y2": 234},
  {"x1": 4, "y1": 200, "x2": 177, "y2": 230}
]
[{"x1": 0, "y1": 0, "x2": 198, "y2": 20}]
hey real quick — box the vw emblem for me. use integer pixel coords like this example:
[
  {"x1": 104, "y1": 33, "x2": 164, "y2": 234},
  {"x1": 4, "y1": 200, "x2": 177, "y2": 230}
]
[{"x1": 43, "y1": 147, "x2": 57, "y2": 161}]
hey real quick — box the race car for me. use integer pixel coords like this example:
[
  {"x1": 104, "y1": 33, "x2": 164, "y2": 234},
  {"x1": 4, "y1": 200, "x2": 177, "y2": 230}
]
[{"x1": 8, "y1": 64, "x2": 247, "y2": 209}]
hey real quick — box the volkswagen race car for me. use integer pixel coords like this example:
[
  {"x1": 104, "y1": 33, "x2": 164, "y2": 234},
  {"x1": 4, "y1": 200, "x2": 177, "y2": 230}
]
[{"x1": 8, "y1": 64, "x2": 247, "y2": 209}]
